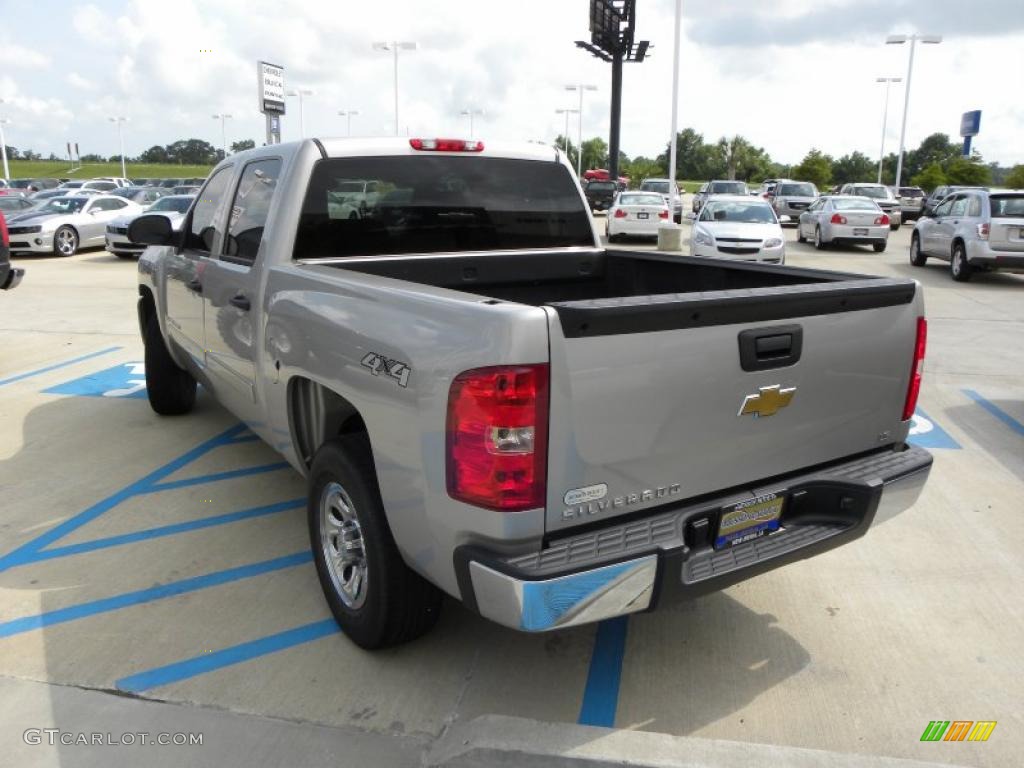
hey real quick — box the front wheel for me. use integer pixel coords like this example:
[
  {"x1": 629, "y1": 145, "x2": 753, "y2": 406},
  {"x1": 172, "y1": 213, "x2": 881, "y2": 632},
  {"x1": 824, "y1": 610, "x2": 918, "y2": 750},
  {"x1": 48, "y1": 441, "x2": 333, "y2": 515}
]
[
  {"x1": 814, "y1": 226, "x2": 827, "y2": 250},
  {"x1": 53, "y1": 226, "x2": 79, "y2": 257},
  {"x1": 951, "y1": 243, "x2": 973, "y2": 282},
  {"x1": 910, "y1": 234, "x2": 927, "y2": 266},
  {"x1": 309, "y1": 437, "x2": 441, "y2": 649},
  {"x1": 144, "y1": 313, "x2": 196, "y2": 415},
  {"x1": 873, "y1": 241, "x2": 887, "y2": 253}
]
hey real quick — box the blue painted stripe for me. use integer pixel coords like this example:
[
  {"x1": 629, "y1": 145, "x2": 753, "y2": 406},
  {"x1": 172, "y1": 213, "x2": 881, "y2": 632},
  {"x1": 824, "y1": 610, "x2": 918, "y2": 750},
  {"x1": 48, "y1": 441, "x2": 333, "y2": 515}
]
[
  {"x1": 964, "y1": 389, "x2": 1024, "y2": 437},
  {"x1": 0, "y1": 424, "x2": 246, "y2": 573},
  {"x1": 144, "y1": 462, "x2": 291, "y2": 493},
  {"x1": 116, "y1": 619, "x2": 339, "y2": 693},
  {"x1": 0, "y1": 552, "x2": 311, "y2": 638},
  {"x1": 28, "y1": 500, "x2": 304, "y2": 564},
  {"x1": 0, "y1": 346, "x2": 122, "y2": 387},
  {"x1": 578, "y1": 616, "x2": 629, "y2": 728},
  {"x1": 227, "y1": 435, "x2": 260, "y2": 444}
]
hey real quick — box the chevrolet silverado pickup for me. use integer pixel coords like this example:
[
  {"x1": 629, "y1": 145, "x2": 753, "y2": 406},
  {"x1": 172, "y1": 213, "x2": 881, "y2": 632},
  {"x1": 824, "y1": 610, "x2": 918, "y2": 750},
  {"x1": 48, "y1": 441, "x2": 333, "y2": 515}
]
[{"x1": 132, "y1": 137, "x2": 932, "y2": 649}]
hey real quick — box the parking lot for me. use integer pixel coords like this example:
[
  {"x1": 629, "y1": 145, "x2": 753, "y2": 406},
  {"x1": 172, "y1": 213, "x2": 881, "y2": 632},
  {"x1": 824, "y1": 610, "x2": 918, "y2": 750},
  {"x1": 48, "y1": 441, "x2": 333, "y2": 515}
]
[{"x1": 2, "y1": 213, "x2": 1022, "y2": 767}]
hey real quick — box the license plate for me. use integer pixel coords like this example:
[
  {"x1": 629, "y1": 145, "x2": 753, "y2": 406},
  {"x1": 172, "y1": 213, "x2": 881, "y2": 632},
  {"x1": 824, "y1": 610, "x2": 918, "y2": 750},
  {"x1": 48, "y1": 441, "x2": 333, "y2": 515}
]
[
  {"x1": 853, "y1": 227, "x2": 869, "y2": 236},
  {"x1": 637, "y1": 212, "x2": 649, "y2": 219},
  {"x1": 715, "y1": 493, "x2": 784, "y2": 549}
]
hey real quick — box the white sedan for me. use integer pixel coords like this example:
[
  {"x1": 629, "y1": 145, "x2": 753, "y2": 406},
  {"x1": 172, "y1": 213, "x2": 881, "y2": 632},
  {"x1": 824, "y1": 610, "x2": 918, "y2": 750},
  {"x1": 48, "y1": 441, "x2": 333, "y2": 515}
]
[
  {"x1": 796, "y1": 196, "x2": 889, "y2": 252},
  {"x1": 606, "y1": 192, "x2": 670, "y2": 241},
  {"x1": 689, "y1": 195, "x2": 787, "y2": 264}
]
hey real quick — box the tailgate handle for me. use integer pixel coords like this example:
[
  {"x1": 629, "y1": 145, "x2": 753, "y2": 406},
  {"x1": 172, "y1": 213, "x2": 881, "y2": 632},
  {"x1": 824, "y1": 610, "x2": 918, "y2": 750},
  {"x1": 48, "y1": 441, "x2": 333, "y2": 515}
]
[{"x1": 738, "y1": 325, "x2": 803, "y2": 371}]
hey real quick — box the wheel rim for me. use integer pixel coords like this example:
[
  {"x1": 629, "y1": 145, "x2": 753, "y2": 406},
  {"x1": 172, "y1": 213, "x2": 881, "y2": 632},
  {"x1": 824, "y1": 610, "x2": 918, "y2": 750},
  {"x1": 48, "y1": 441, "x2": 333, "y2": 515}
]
[
  {"x1": 56, "y1": 229, "x2": 76, "y2": 255},
  {"x1": 319, "y1": 481, "x2": 369, "y2": 610},
  {"x1": 912, "y1": 236, "x2": 919, "y2": 260}
]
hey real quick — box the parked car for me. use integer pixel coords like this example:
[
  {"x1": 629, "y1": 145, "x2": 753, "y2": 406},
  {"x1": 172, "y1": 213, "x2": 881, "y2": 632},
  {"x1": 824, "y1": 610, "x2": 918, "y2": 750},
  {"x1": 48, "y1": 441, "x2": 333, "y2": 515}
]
[
  {"x1": 5, "y1": 194, "x2": 141, "y2": 256},
  {"x1": 797, "y1": 195, "x2": 890, "y2": 252},
  {"x1": 693, "y1": 180, "x2": 749, "y2": 213},
  {"x1": 757, "y1": 178, "x2": 786, "y2": 200},
  {"x1": 93, "y1": 176, "x2": 133, "y2": 188},
  {"x1": 170, "y1": 185, "x2": 201, "y2": 196},
  {"x1": 29, "y1": 188, "x2": 74, "y2": 203},
  {"x1": 158, "y1": 179, "x2": 184, "y2": 189},
  {"x1": 132, "y1": 138, "x2": 931, "y2": 649},
  {"x1": 583, "y1": 179, "x2": 618, "y2": 212},
  {"x1": 910, "y1": 189, "x2": 1024, "y2": 282},
  {"x1": 921, "y1": 185, "x2": 987, "y2": 218},
  {"x1": 771, "y1": 181, "x2": 818, "y2": 226},
  {"x1": 689, "y1": 195, "x2": 786, "y2": 263},
  {"x1": 0, "y1": 196, "x2": 37, "y2": 216},
  {"x1": 638, "y1": 178, "x2": 683, "y2": 222},
  {"x1": 57, "y1": 180, "x2": 86, "y2": 191},
  {"x1": 106, "y1": 194, "x2": 194, "y2": 259},
  {"x1": 4, "y1": 179, "x2": 36, "y2": 196},
  {"x1": 891, "y1": 186, "x2": 926, "y2": 222},
  {"x1": 1, "y1": 210, "x2": 25, "y2": 290},
  {"x1": 111, "y1": 186, "x2": 169, "y2": 205},
  {"x1": 606, "y1": 192, "x2": 670, "y2": 241},
  {"x1": 838, "y1": 183, "x2": 901, "y2": 229}
]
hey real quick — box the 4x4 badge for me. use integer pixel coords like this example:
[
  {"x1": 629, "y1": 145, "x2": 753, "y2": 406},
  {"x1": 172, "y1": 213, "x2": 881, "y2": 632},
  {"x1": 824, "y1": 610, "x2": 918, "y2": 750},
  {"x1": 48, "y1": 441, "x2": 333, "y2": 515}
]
[{"x1": 739, "y1": 385, "x2": 795, "y2": 418}]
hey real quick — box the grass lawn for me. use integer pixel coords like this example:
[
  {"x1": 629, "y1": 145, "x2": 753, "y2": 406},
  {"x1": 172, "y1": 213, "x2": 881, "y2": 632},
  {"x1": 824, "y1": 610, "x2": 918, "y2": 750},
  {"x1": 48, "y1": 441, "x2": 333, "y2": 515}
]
[{"x1": 4, "y1": 160, "x2": 214, "y2": 181}]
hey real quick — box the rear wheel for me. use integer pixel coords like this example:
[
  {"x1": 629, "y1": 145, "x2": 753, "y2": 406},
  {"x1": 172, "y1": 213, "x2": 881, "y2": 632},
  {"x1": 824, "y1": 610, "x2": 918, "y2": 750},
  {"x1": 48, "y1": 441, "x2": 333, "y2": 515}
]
[
  {"x1": 309, "y1": 436, "x2": 442, "y2": 649},
  {"x1": 950, "y1": 242, "x2": 973, "y2": 282},
  {"x1": 814, "y1": 226, "x2": 826, "y2": 250},
  {"x1": 796, "y1": 223, "x2": 806, "y2": 243},
  {"x1": 910, "y1": 233, "x2": 927, "y2": 266},
  {"x1": 873, "y1": 241, "x2": 887, "y2": 253},
  {"x1": 144, "y1": 313, "x2": 196, "y2": 415}
]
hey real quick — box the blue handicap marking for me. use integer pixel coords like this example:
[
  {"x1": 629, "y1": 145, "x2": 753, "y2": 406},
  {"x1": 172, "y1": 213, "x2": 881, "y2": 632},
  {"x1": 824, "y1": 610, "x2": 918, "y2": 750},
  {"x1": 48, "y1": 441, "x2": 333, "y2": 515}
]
[
  {"x1": 43, "y1": 362, "x2": 147, "y2": 399},
  {"x1": 907, "y1": 407, "x2": 961, "y2": 450}
]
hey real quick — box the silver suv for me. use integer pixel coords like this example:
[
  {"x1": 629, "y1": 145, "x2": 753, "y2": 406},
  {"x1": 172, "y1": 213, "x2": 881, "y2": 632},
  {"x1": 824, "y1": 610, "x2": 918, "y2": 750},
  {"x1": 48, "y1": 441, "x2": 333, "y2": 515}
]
[
  {"x1": 911, "y1": 189, "x2": 1024, "y2": 281},
  {"x1": 693, "y1": 180, "x2": 749, "y2": 213},
  {"x1": 839, "y1": 183, "x2": 902, "y2": 229},
  {"x1": 771, "y1": 181, "x2": 818, "y2": 226}
]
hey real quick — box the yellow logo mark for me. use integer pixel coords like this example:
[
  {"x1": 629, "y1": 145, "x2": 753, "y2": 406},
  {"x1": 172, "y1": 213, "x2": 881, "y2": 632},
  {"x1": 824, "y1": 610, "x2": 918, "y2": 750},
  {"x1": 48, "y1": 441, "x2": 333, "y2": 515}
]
[{"x1": 738, "y1": 385, "x2": 796, "y2": 418}]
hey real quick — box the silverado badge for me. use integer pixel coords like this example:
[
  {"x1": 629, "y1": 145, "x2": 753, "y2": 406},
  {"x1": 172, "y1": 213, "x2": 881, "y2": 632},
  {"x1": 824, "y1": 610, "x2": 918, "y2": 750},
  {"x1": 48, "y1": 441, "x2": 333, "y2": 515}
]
[{"x1": 738, "y1": 385, "x2": 796, "y2": 418}]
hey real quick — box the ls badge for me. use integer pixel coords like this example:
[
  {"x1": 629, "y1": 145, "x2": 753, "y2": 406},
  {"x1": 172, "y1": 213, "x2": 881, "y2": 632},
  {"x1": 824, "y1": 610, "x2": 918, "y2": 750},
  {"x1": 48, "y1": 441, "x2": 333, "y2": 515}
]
[{"x1": 738, "y1": 385, "x2": 796, "y2": 418}]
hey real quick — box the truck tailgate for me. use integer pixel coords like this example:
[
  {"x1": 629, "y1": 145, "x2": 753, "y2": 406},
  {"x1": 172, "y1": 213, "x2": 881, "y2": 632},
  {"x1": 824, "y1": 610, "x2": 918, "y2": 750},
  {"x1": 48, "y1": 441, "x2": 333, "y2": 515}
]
[{"x1": 543, "y1": 278, "x2": 920, "y2": 533}]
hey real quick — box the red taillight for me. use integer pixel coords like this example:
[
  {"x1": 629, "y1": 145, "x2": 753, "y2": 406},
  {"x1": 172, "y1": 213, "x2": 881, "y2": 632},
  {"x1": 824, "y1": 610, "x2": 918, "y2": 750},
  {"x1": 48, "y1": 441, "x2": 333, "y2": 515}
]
[
  {"x1": 830, "y1": 213, "x2": 847, "y2": 224},
  {"x1": 902, "y1": 317, "x2": 927, "y2": 422},
  {"x1": 613, "y1": 208, "x2": 627, "y2": 218},
  {"x1": 658, "y1": 209, "x2": 669, "y2": 219},
  {"x1": 977, "y1": 222, "x2": 990, "y2": 240},
  {"x1": 874, "y1": 214, "x2": 890, "y2": 226},
  {"x1": 446, "y1": 364, "x2": 549, "y2": 511},
  {"x1": 0, "y1": 211, "x2": 7, "y2": 248},
  {"x1": 410, "y1": 138, "x2": 484, "y2": 152}
]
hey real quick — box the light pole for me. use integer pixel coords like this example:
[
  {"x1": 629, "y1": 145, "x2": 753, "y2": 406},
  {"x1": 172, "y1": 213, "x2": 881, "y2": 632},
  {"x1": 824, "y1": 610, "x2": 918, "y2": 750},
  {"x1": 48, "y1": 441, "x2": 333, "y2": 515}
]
[
  {"x1": 874, "y1": 77, "x2": 901, "y2": 184},
  {"x1": 555, "y1": 108, "x2": 579, "y2": 159},
  {"x1": 212, "y1": 113, "x2": 233, "y2": 158},
  {"x1": 373, "y1": 41, "x2": 417, "y2": 136},
  {"x1": 460, "y1": 108, "x2": 484, "y2": 137},
  {"x1": 668, "y1": 0, "x2": 682, "y2": 216},
  {"x1": 286, "y1": 88, "x2": 314, "y2": 138},
  {"x1": 886, "y1": 33, "x2": 942, "y2": 188},
  {"x1": 108, "y1": 116, "x2": 128, "y2": 178},
  {"x1": 0, "y1": 99, "x2": 9, "y2": 181},
  {"x1": 337, "y1": 110, "x2": 359, "y2": 136},
  {"x1": 565, "y1": 83, "x2": 597, "y2": 178}
]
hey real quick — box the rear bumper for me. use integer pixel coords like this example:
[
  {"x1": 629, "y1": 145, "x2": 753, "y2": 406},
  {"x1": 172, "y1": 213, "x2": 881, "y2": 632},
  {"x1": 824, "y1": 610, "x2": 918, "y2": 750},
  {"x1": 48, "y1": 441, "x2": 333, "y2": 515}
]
[
  {"x1": 965, "y1": 241, "x2": 1024, "y2": 269},
  {"x1": 609, "y1": 218, "x2": 666, "y2": 236},
  {"x1": 2, "y1": 265, "x2": 25, "y2": 289},
  {"x1": 457, "y1": 444, "x2": 932, "y2": 632}
]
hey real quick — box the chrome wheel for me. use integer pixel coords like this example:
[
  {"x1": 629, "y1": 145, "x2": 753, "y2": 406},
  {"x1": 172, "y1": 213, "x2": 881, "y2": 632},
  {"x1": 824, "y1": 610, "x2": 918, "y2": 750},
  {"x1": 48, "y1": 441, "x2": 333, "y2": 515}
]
[
  {"x1": 319, "y1": 481, "x2": 368, "y2": 609},
  {"x1": 55, "y1": 227, "x2": 78, "y2": 256}
]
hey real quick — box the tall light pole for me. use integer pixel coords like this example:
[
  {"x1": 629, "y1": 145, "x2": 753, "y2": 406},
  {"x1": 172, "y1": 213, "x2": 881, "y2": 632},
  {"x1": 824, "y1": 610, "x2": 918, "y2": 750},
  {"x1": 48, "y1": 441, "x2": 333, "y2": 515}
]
[
  {"x1": 0, "y1": 99, "x2": 9, "y2": 181},
  {"x1": 668, "y1": 0, "x2": 682, "y2": 214},
  {"x1": 212, "y1": 113, "x2": 233, "y2": 158},
  {"x1": 875, "y1": 77, "x2": 901, "y2": 184},
  {"x1": 565, "y1": 83, "x2": 598, "y2": 177},
  {"x1": 286, "y1": 88, "x2": 314, "y2": 138},
  {"x1": 337, "y1": 110, "x2": 359, "y2": 136},
  {"x1": 555, "y1": 108, "x2": 579, "y2": 159},
  {"x1": 373, "y1": 41, "x2": 417, "y2": 136},
  {"x1": 886, "y1": 33, "x2": 942, "y2": 188},
  {"x1": 108, "y1": 116, "x2": 128, "y2": 178},
  {"x1": 460, "y1": 108, "x2": 484, "y2": 137}
]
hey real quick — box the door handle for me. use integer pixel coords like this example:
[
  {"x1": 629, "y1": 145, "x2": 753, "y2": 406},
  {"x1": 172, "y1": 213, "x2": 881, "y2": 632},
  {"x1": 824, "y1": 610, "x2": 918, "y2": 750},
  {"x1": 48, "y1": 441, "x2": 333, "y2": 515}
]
[
  {"x1": 738, "y1": 325, "x2": 804, "y2": 371},
  {"x1": 186, "y1": 278, "x2": 202, "y2": 294},
  {"x1": 229, "y1": 293, "x2": 251, "y2": 311}
]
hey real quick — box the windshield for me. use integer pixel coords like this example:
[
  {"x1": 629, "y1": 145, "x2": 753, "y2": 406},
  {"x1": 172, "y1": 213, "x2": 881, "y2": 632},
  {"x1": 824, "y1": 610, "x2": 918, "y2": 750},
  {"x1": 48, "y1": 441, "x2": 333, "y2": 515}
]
[
  {"x1": 61, "y1": 181, "x2": 84, "y2": 188},
  {"x1": 778, "y1": 183, "x2": 816, "y2": 196},
  {"x1": 898, "y1": 187, "x2": 924, "y2": 197},
  {"x1": 295, "y1": 156, "x2": 593, "y2": 258},
  {"x1": 640, "y1": 181, "x2": 670, "y2": 193},
  {"x1": 851, "y1": 186, "x2": 889, "y2": 199},
  {"x1": 989, "y1": 195, "x2": 1024, "y2": 218},
  {"x1": 619, "y1": 194, "x2": 665, "y2": 206},
  {"x1": 111, "y1": 187, "x2": 139, "y2": 198},
  {"x1": 699, "y1": 200, "x2": 776, "y2": 223},
  {"x1": 709, "y1": 181, "x2": 747, "y2": 194},
  {"x1": 833, "y1": 197, "x2": 880, "y2": 211},
  {"x1": 40, "y1": 198, "x2": 87, "y2": 214},
  {"x1": 148, "y1": 196, "x2": 193, "y2": 213}
]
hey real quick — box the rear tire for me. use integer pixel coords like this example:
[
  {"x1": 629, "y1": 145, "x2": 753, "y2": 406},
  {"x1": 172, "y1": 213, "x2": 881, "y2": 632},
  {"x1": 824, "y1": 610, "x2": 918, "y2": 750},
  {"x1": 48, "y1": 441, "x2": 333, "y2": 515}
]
[
  {"x1": 910, "y1": 233, "x2": 927, "y2": 266},
  {"x1": 796, "y1": 224, "x2": 806, "y2": 243},
  {"x1": 950, "y1": 242, "x2": 973, "y2": 282},
  {"x1": 873, "y1": 241, "x2": 887, "y2": 253},
  {"x1": 309, "y1": 436, "x2": 442, "y2": 649},
  {"x1": 814, "y1": 226, "x2": 827, "y2": 250},
  {"x1": 144, "y1": 313, "x2": 197, "y2": 415}
]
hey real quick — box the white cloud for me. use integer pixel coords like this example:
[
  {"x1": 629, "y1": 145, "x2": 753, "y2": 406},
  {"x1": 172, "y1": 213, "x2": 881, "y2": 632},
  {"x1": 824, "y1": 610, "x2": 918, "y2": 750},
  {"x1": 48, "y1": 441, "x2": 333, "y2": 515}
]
[
  {"x1": 0, "y1": 40, "x2": 50, "y2": 69},
  {"x1": 67, "y1": 73, "x2": 96, "y2": 91}
]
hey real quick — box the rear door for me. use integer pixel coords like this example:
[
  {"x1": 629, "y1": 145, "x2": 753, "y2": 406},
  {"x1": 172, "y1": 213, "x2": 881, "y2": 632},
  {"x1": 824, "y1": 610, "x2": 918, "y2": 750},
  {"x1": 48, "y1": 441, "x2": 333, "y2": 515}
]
[
  {"x1": 987, "y1": 193, "x2": 1024, "y2": 253},
  {"x1": 542, "y1": 279, "x2": 919, "y2": 532}
]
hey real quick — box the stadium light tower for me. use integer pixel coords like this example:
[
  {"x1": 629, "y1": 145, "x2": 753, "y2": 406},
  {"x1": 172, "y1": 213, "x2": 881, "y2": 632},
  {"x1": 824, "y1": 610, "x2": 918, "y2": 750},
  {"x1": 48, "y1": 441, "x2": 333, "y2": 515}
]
[
  {"x1": 874, "y1": 78, "x2": 901, "y2": 184},
  {"x1": 212, "y1": 113, "x2": 233, "y2": 157},
  {"x1": 555, "y1": 108, "x2": 579, "y2": 157},
  {"x1": 286, "y1": 89, "x2": 314, "y2": 138},
  {"x1": 460, "y1": 108, "x2": 484, "y2": 137},
  {"x1": 565, "y1": 84, "x2": 597, "y2": 177},
  {"x1": 0, "y1": 99, "x2": 9, "y2": 181},
  {"x1": 337, "y1": 110, "x2": 359, "y2": 136},
  {"x1": 373, "y1": 41, "x2": 417, "y2": 135},
  {"x1": 886, "y1": 33, "x2": 943, "y2": 188},
  {"x1": 108, "y1": 116, "x2": 128, "y2": 178}
]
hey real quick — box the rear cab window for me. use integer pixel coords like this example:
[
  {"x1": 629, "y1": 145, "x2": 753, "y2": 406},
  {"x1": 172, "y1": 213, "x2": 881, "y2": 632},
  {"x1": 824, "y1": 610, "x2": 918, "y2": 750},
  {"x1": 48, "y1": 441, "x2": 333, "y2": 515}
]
[
  {"x1": 989, "y1": 195, "x2": 1024, "y2": 218},
  {"x1": 294, "y1": 156, "x2": 594, "y2": 258}
]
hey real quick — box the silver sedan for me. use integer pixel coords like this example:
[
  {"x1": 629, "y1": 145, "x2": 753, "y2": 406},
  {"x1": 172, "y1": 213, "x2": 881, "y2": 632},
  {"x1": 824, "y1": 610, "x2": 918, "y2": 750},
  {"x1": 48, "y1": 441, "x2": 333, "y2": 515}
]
[
  {"x1": 6, "y1": 195, "x2": 142, "y2": 256},
  {"x1": 796, "y1": 196, "x2": 890, "y2": 252}
]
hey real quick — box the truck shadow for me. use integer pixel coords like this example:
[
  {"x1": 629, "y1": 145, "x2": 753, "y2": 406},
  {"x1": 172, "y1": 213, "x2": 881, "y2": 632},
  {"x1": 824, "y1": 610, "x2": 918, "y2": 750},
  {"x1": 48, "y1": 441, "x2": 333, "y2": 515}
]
[{"x1": 944, "y1": 399, "x2": 1024, "y2": 483}]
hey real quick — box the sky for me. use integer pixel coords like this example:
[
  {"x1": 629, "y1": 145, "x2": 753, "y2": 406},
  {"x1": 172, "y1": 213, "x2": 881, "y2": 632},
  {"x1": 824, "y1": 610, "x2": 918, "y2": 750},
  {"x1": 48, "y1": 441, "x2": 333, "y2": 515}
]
[{"x1": 1, "y1": 0, "x2": 1022, "y2": 167}]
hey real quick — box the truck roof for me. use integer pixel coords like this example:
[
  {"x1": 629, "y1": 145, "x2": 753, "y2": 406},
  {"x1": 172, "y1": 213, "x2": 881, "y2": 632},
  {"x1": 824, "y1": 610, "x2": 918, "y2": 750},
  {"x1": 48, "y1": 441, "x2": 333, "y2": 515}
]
[{"x1": 316, "y1": 137, "x2": 561, "y2": 163}]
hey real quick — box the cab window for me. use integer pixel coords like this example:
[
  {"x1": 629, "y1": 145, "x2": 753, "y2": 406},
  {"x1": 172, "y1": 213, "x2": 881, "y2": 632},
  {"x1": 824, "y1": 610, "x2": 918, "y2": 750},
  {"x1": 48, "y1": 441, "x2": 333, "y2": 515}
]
[
  {"x1": 950, "y1": 196, "x2": 969, "y2": 217},
  {"x1": 934, "y1": 198, "x2": 954, "y2": 217},
  {"x1": 224, "y1": 159, "x2": 281, "y2": 266},
  {"x1": 186, "y1": 166, "x2": 233, "y2": 253},
  {"x1": 967, "y1": 196, "x2": 982, "y2": 217}
]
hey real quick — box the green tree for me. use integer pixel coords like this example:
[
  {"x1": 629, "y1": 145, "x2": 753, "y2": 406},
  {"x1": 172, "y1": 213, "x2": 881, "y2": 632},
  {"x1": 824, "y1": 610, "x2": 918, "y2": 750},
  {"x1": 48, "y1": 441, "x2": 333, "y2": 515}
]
[
  {"x1": 1004, "y1": 164, "x2": 1024, "y2": 190},
  {"x1": 139, "y1": 145, "x2": 170, "y2": 163},
  {"x1": 658, "y1": 128, "x2": 713, "y2": 180},
  {"x1": 792, "y1": 149, "x2": 833, "y2": 188},
  {"x1": 624, "y1": 156, "x2": 664, "y2": 185},
  {"x1": 944, "y1": 156, "x2": 991, "y2": 186},
  {"x1": 553, "y1": 135, "x2": 578, "y2": 170},
  {"x1": 905, "y1": 133, "x2": 960, "y2": 181},
  {"x1": 580, "y1": 137, "x2": 608, "y2": 172},
  {"x1": 910, "y1": 162, "x2": 946, "y2": 192},
  {"x1": 831, "y1": 151, "x2": 876, "y2": 186},
  {"x1": 166, "y1": 139, "x2": 218, "y2": 165},
  {"x1": 230, "y1": 139, "x2": 256, "y2": 153}
]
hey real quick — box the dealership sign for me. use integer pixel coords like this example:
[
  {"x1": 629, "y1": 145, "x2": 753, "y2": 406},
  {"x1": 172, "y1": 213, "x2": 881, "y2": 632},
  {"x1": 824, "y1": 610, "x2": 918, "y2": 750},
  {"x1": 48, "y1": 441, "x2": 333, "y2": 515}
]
[{"x1": 258, "y1": 61, "x2": 286, "y2": 115}]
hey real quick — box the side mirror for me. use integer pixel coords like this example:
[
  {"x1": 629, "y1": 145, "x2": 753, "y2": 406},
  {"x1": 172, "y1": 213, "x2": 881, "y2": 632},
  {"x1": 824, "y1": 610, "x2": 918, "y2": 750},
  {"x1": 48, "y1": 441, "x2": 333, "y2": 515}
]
[
  {"x1": 779, "y1": 215, "x2": 791, "y2": 223},
  {"x1": 128, "y1": 214, "x2": 174, "y2": 246}
]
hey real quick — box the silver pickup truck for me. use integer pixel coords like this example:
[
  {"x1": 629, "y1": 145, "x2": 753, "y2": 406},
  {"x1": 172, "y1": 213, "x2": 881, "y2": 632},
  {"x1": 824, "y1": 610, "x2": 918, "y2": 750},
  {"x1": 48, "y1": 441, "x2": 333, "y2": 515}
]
[{"x1": 132, "y1": 138, "x2": 932, "y2": 649}]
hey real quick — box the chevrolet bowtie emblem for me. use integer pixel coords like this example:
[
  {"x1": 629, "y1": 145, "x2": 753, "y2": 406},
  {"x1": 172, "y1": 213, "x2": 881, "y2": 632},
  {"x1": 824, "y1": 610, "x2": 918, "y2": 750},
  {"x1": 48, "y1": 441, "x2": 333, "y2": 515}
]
[{"x1": 738, "y1": 385, "x2": 796, "y2": 418}]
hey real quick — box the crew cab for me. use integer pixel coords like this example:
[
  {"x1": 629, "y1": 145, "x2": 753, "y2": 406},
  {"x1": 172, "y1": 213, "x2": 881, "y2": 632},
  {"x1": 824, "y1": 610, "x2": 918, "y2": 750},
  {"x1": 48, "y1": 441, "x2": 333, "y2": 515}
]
[{"x1": 133, "y1": 138, "x2": 933, "y2": 649}]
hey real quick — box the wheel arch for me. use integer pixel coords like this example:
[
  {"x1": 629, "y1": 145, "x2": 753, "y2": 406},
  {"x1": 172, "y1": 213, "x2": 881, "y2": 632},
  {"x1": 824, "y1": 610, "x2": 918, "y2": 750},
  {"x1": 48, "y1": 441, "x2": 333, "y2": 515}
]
[{"x1": 287, "y1": 376, "x2": 371, "y2": 473}]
